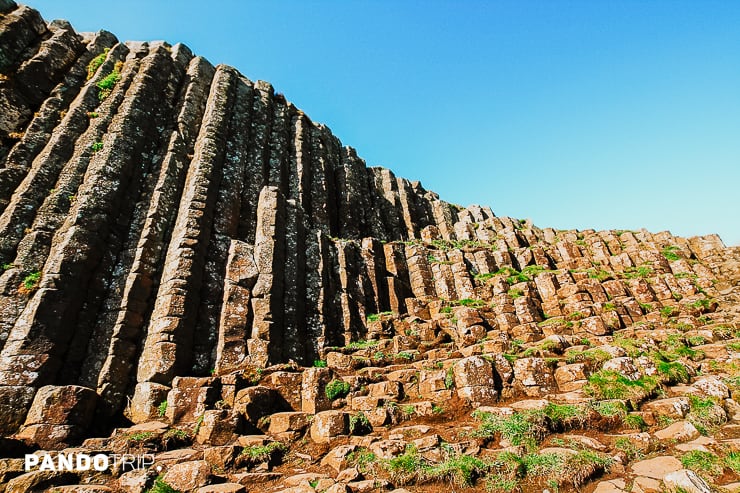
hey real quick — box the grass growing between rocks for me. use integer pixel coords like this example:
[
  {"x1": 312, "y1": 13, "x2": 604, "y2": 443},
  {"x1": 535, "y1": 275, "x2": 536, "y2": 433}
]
[
  {"x1": 86, "y1": 48, "x2": 109, "y2": 80},
  {"x1": 587, "y1": 268, "x2": 613, "y2": 282},
  {"x1": 366, "y1": 311, "x2": 392, "y2": 322},
  {"x1": 565, "y1": 348, "x2": 611, "y2": 366},
  {"x1": 346, "y1": 339, "x2": 378, "y2": 350},
  {"x1": 612, "y1": 335, "x2": 649, "y2": 358},
  {"x1": 383, "y1": 444, "x2": 495, "y2": 487},
  {"x1": 127, "y1": 431, "x2": 154, "y2": 444},
  {"x1": 584, "y1": 370, "x2": 660, "y2": 404},
  {"x1": 661, "y1": 245, "x2": 681, "y2": 261},
  {"x1": 495, "y1": 267, "x2": 529, "y2": 284},
  {"x1": 349, "y1": 412, "x2": 371, "y2": 435},
  {"x1": 521, "y1": 339, "x2": 561, "y2": 357},
  {"x1": 543, "y1": 403, "x2": 590, "y2": 430},
  {"x1": 560, "y1": 450, "x2": 615, "y2": 486},
  {"x1": 97, "y1": 61, "x2": 123, "y2": 100},
  {"x1": 680, "y1": 450, "x2": 723, "y2": 477},
  {"x1": 657, "y1": 361, "x2": 690, "y2": 385},
  {"x1": 145, "y1": 475, "x2": 180, "y2": 493},
  {"x1": 428, "y1": 452, "x2": 494, "y2": 487},
  {"x1": 383, "y1": 445, "x2": 430, "y2": 483},
  {"x1": 471, "y1": 403, "x2": 596, "y2": 450},
  {"x1": 623, "y1": 413, "x2": 648, "y2": 431},
  {"x1": 482, "y1": 265, "x2": 558, "y2": 285},
  {"x1": 161, "y1": 428, "x2": 190, "y2": 449},
  {"x1": 487, "y1": 449, "x2": 614, "y2": 491},
  {"x1": 348, "y1": 448, "x2": 378, "y2": 474},
  {"x1": 445, "y1": 367, "x2": 455, "y2": 390},
  {"x1": 18, "y1": 271, "x2": 41, "y2": 295},
  {"x1": 446, "y1": 297, "x2": 488, "y2": 308},
  {"x1": 592, "y1": 400, "x2": 627, "y2": 419},
  {"x1": 346, "y1": 441, "x2": 614, "y2": 491},
  {"x1": 614, "y1": 437, "x2": 646, "y2": 461},
  {"x1": 724, "y1": 451, "x2": 740, "y2": 474},
  {"x1": 507, "y1": 289, "x2": 524, "y2": 299},
  {"x1": 686, "y1": 395, "x2": 727, "y2": 435},
  {"x1": 659, "y1": 335, "x2": 705, "y2": 361},
  {"x1": 238, "y1": 441, "x2": 287, "y2": 468},
  {"x1": 485, "y1": 452, "x2": 524, "y2": 493},
  {"x1": 471, "y1": 410, "x2": 547, "y2": 450},
  {"x1": 623, "y1": 265, "x2": 654, "y2": 279},
  {"x1": 678, "y1": 450, "x2": 740, "y2": 480},
  {"x1": 325, "y1": 379, "x2": 350, "y2": 400}
]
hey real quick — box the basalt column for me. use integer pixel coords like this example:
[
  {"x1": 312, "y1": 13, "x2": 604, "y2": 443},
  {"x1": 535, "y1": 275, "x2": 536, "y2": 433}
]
[{"x1": 0, "y1": 1, "x2": 526, "y2": 435}]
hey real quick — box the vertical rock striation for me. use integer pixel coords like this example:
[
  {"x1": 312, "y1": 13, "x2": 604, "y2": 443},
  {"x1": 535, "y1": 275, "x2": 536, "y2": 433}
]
[{"x1": 0, "y1": 3, "x2": 736, "y2": 446}]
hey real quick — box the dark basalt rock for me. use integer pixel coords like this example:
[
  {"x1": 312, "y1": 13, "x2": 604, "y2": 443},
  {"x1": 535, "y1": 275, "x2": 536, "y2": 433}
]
[{"x1": 0, "y1": 13, "x2": 738, "y2": 493}]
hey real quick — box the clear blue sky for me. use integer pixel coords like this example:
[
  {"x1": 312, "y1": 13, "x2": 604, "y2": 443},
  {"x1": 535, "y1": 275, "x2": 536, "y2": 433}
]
[{"x1": 27, "y1": 0, "x2": 740, "y2": 246}]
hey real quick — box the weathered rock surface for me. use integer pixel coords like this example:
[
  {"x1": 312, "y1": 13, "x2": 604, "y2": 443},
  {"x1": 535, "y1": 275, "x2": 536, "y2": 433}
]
[{"x1": 1, "y1": 4, "x2": 740, "y2": 493}]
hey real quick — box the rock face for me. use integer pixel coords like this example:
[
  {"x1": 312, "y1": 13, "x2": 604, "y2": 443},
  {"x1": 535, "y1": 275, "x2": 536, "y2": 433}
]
[
  {"x1": 0, "y1": 2, "x2": 471, "y2": 432},
  {"x1": 14, "y1": 384, "x2": 97, "y2": 449},
  {"x1": 2, "y1": 4, "x2": 740, "y2": 493}
]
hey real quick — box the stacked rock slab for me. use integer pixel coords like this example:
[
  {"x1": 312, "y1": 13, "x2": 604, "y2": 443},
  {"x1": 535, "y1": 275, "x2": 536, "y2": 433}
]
[
  {"x1": 0, "y1": 2, "x2": 490, "y2": 434},
  {"x1": 0, "y1": 4, "x2": 737, "y2": 473}
]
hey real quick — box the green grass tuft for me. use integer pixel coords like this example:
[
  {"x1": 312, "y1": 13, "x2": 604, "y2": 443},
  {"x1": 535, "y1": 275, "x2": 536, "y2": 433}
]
[
  {"x1": 661, "y1": 245, "x2": 681, "y2": 261},
  {"x1": 86, "y1": 48, "x2": 109, "y2": 80},
  {"x1": 157, "y1": 400, "x2": 167, "y2": 418},
  {"x1": 584, "y1": 370, "x2": 659, "y2": 404},
  {"x1": 614, "y1": 437, "x2": 645, "y2": 461},
  {"x1": 680, "y1": 450, "x2": 722, "y2": 476},
  {"x1": 445, "y1": 367, "x2": 455, "y2": 389},
  {"x1": 507, "y1": 289, "x2": 524, "y2": 299},
  {"x1": 623, "y1": 413, "x2": 648, "y2": 431},
  {"x1": 593, "y1": 400, "x2": 627, "y2": 418},
  {"x1": 347, "y1": 339, "x2": 378, "y2": 349},
  {"x1": 624, "y1": 265, "x2": 654, "y2": 279},
  {"x1": 240, "y1": 441, "x2": 287, "y2": 462},
  {"x1": 145, "y1": 475, "x2": 180, "y2": 493},
  {"x1": 22, "y1": 271, "x2": 41, "y2": 291},
  {"x1": 656, "y1": 360, "x2": 690, "y2": 384},
  {"x1": 686, "y1": 395, "x2": 726, "y2": 435},
  {"x1": 543, "y1": 403, "x2": 589, "y2": 429},
  {"x1": 349, "y1": 412, "x2": 371, "y2": 435},
  {"x1": 471, "y1": 410, "x2": 546, "y2": 450},
  {"x1": 426, "y1": 453, "x2": 493, "y2": 487},
  {"x1": 384, "y1": 444, "x2": 426, "y2": 484},
  {"x1": 96, "y1": 61, "x2": 123, "y2": 100},
  {"x1": 366, "y1": 311, "x2": 392, "y2": 322},
  {"x1": 348, "y1": 448, "x2": 378, "y2": 474},
  {"x1": 325, "y1": 379, "x2": 350, "y2": 400},
  {"x1": 565, "y1": 348, "x2": 610, "y2": 365},
  {"x1": 724, "y1": 451, "x2": 740, "y2": 473}
]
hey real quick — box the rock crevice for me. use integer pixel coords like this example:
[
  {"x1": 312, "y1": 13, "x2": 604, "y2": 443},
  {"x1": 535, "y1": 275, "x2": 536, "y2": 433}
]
[{"x1": 0, "y1": 16, "x2": 738, "y2": 493}]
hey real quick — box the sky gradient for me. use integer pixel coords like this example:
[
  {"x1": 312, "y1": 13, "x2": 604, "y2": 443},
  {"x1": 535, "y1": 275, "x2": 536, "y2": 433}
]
[{"x1": 27, "y1": 0, "x2": 740, "y2": 245}]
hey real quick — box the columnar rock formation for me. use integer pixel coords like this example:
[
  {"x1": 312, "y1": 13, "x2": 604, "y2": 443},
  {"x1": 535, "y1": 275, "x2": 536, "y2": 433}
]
[
  {"x1": 2, "y1": 3, "x2": 740, "y2": 492},
  {"x1": 0, "y1": 1, "x2": 523, "y2": 432}
]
